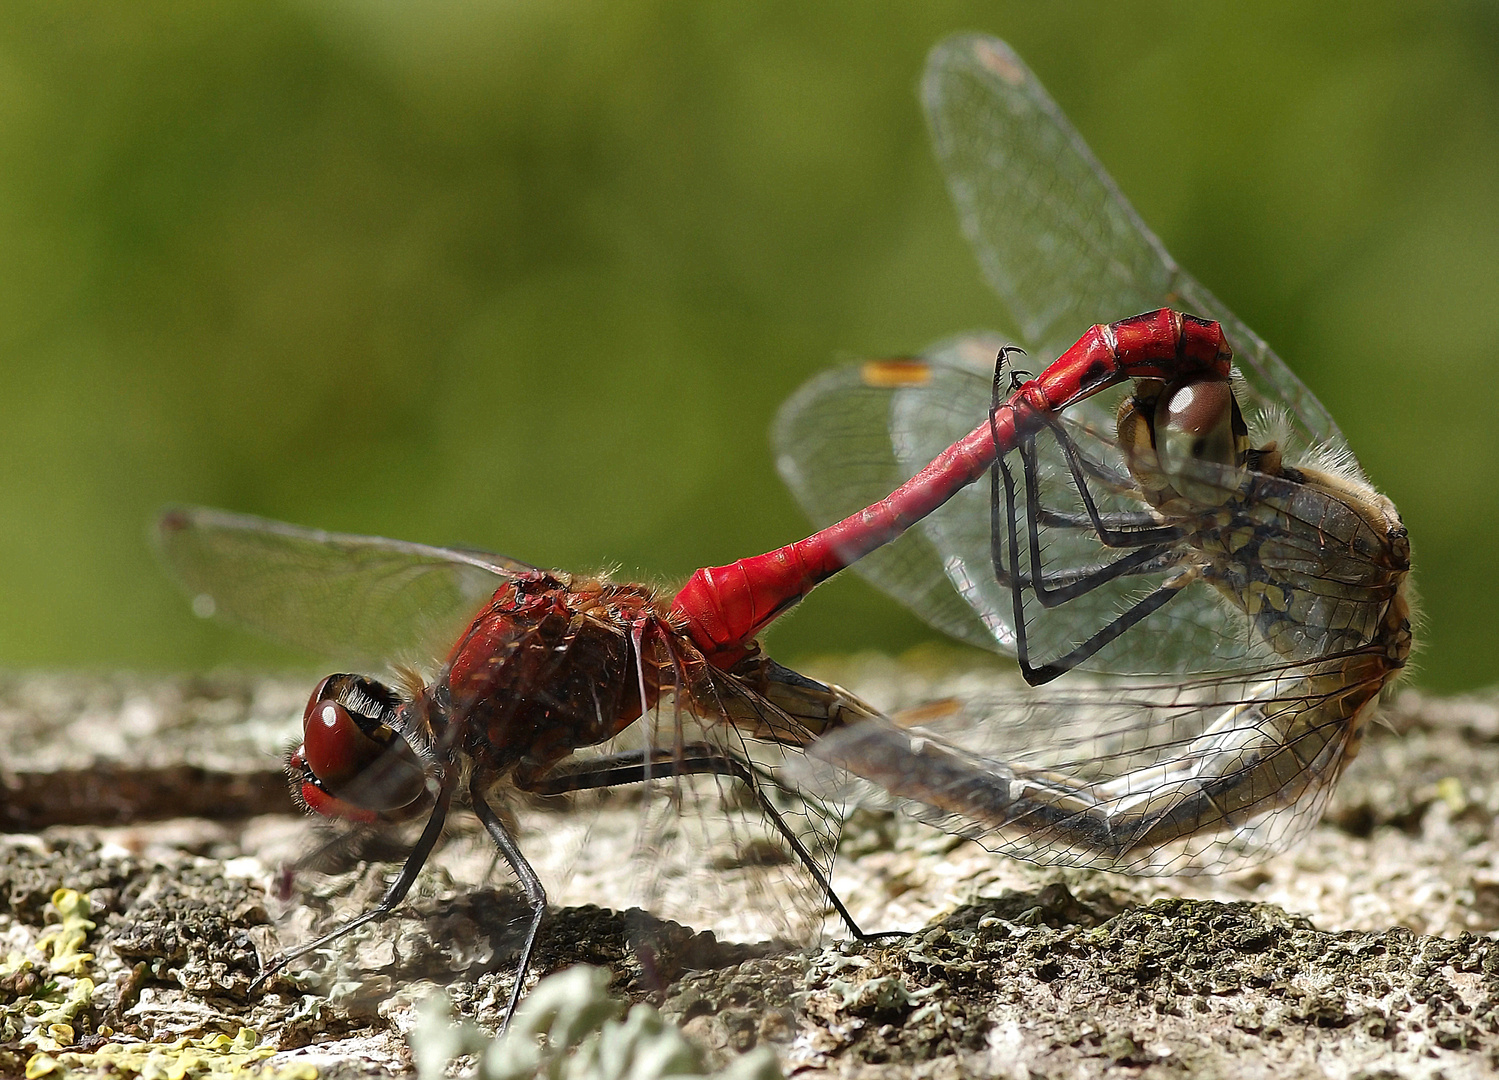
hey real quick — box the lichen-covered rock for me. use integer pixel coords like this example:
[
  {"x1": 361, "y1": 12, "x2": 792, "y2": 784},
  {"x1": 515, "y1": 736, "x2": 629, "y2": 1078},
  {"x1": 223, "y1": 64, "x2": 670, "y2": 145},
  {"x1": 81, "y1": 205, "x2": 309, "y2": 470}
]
[{"x1": 1, "y1": 673, "x2": 1498, "y2": 1077}]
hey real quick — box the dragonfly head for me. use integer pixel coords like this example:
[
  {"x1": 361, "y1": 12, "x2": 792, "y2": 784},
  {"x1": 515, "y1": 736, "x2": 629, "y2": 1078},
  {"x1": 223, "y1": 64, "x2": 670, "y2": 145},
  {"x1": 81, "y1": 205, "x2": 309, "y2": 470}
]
[
  {"x1": 1121, "y1": 377, "x2": 1249, "y2": 507},
  {"x1": 287, "y1": 673, "x2": 430, "y2": 824}
]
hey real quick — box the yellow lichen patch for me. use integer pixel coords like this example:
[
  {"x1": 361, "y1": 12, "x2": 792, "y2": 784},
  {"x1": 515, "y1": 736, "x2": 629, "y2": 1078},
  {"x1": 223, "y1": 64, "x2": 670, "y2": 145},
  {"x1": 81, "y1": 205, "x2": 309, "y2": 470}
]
[
  {"x1": 13, "y1": 889, "x2": 313, "y2": 1079},
  {"x1": 36, "y1": 891, "x2": 95, "y2": 976},
  {"x1": 24, "y1": 978, "x2": 96, "y2": 1052},
  {"x1": 25, "y1": 1029, "x2": 313, "y2": 1080},
  {"x1": 0, "y1": 887, "x2": 102, "y2": 1066}
]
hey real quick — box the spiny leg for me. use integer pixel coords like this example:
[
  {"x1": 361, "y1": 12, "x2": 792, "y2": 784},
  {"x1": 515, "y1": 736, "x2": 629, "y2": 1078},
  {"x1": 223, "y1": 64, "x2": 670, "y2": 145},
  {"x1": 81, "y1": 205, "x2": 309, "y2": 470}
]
[
  {"x1": 250, "y1": 780, "x2": 454, "y2": 994},
  {"x1": 1016, "y1": 432, "x2": 1178, "y2": 606},
  {"x1": 469, "y1": 770, "x2": 547, "y2": 1034},
  {"x1": 1035, "y1": 414, "x2": 1179, "y2": 546},
  {"x1": 515, "y1": 745, "x2": 896, "y2": 941},
  {"x1": 985, "y1": 353, "x2": 1179, "y2": 596},
  {"x1": 986, "y1": 364, "x2": 1191, "y2": 686},
  {"x1": 995, "y1": 443, "x2": 1191, "y2": 684}
]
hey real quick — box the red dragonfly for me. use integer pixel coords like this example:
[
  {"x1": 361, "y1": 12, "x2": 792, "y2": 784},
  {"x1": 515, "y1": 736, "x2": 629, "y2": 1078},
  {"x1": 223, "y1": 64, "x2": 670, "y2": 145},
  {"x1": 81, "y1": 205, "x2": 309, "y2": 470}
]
[
  {"x1": 780, "y1": 36, "x2": 1411, "y2": 877},
  {"x1": 155, "y1": 35, "x2": 1411, "y2": 1028},
  {"x1": 157, "y1": 309, "x2": 1226, "y2": 1024},
  {"x1": 152, "y1": 303, "x2": 1217, "y2": 1020}
]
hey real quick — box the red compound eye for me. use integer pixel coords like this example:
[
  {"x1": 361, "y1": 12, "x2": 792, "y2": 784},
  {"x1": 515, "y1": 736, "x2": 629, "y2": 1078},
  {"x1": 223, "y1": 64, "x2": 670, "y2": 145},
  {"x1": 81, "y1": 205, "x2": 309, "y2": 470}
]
[
  {"x1": 289, "y1": 744, "x2": 377, "y2": 824},
  {"x1": 291, "y1": 674, "x2": 427, "y2": 817},
  {"x1": 302, "y1": 697, "x2": 371, "y2": 791}
]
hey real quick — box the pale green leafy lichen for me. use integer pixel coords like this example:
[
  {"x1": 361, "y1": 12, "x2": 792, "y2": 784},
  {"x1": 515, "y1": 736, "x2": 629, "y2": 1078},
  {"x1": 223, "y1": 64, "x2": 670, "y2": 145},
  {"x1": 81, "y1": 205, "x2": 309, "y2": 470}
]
[
  {"x1": 13, "y1": 890, "x2": 101, "y2": 1061},
  {"x1": 35, "y1": 890, "x2": 96, "y2": 977},
  {"x1": 412, "y1": 966, "x2": 782, "y2": 1080}
]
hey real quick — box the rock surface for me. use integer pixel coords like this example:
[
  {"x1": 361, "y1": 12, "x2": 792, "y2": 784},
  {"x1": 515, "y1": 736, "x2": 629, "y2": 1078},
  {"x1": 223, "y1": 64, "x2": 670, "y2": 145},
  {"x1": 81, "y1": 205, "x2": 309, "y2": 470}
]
[{"x1": 0, "y1": 669, "x2": 1496, "y2": 1078}]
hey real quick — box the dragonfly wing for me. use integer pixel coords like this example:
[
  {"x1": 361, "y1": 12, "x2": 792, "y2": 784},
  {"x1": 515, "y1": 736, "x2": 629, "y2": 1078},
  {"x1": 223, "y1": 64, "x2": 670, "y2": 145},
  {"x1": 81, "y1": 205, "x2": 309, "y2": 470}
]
[
  {"x1": 811, "y1": 664, "x2": 1351, "y2": 876},
  {"x1": 156, "y1": 506, "x2": 523, "y2": 668},
  {"x1": 778, "y1": 34, "x2": 1365, "y2": 672},
  {"x1": 649, "y1": 661, "x2": 849, "y2": 941},
  {"x1": 924, "y1": 34, "x2": 1175, "y2": 359},
  {"x1": 524, "y1": 649, "x2": 852, "y2": 945},
  {"x1": 774, "y1": 345, "x2": 1001, "y2": 652},
  {"x1": 894, "y1": 345, "x2": 1279, "y2": 675},
  {"x1": 923, "y1": 33, "x2": 1347, "y2": 454},
  {"x1": 777, "y1": 342, "x2": 1270, "y2": 675}
]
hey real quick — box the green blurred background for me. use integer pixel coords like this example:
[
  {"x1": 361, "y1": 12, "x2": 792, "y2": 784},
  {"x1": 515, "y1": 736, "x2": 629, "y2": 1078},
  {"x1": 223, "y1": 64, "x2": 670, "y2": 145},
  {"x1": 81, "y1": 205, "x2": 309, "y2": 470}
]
[{"x1": 1, "y1": 2, "x2": 1493, "y2": 690}]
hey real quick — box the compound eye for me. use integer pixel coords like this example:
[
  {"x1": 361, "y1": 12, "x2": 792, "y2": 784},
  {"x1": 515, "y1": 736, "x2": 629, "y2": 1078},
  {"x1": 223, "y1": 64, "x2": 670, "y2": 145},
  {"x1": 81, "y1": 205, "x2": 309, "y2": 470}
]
[
  {"x1": 294, "y1": 674, "x2": 426, "y2": 815},
  {"x1": 1153, "y1": 380, "x2": 1241, "y2": 503},
  {"x1": 302, "y1": 697, "x2": 378, "y2": 792}
]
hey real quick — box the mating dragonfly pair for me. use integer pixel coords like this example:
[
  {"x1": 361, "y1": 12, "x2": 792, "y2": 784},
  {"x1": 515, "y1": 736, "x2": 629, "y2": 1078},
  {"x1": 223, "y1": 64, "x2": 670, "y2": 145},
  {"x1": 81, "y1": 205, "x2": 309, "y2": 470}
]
[{"x1": 158, "y1": 35, "x2": 1412, "y2": 1028}]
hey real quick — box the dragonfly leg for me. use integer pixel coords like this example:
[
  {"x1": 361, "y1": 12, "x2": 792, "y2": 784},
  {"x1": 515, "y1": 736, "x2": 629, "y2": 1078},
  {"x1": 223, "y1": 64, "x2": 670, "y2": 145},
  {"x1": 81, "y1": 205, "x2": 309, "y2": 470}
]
[
  {"x1": 990, "y1": 346, "x2": 1164, "y2": 540},
  {"x1": 991, "y1": 425, "x2": 1194, "y2": 685},
  {"x1": 513, "y1": 745, "x2": 733, "y2": 794},
  {"x1": 470, "y1": 770, "x2": 547, "y2": 1035},
  {"x1": 1033, "y1": 418, "x2": 1183, "y2": 547},
  {"x1": 249, "y1": 779, "x2": 454, "y2": 995},
  {"x1": 985, "y1": 366, "x2": 1181, "y2": 600},
  {"x1": 1022, "y1": 431, "x2": 1161, "y2": 534},
  {"x1": 984, "y1": 369, "x2": 1194, "y2": 684},
  {"x1": 1032, "y1": 503, "x2": 1163, "y2": 534},
  {"x1": 1015, "y1": 434, "x2": 1177, "y2": 606},
  {"x1": 515, "y1": 746, "x2": 890, "y2": 941}
]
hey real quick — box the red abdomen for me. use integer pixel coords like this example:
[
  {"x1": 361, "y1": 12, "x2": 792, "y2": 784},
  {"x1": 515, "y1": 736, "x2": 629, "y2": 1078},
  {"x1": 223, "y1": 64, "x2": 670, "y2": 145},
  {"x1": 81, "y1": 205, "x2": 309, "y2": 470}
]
[{"x1": 672, "y1": 309, "x2": 1231, "y2": 665}]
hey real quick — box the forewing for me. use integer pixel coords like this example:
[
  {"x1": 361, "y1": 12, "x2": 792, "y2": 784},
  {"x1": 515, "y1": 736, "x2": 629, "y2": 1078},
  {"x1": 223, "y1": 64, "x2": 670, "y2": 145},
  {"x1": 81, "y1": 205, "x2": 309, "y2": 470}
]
[
  {"x1": 156, "y1": 506, "x2": 524, "y2": 668},
  {"x1": 778, "y1": 34, "x2": 1363, "y2": 673},
  {"x1": 923, "y1": 33, "x2": 1347, "y2": 454}
]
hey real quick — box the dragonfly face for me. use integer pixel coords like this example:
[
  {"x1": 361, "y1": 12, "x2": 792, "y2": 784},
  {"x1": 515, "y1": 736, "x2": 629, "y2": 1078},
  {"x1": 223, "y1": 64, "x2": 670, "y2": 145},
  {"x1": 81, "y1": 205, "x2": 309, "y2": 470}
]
[
  {"x1": 289, "y1": 672, "x2": 431, "y2": 824},
  {"x1": 1117, "y1": 375, "x2": 1250, "y2": 509}
]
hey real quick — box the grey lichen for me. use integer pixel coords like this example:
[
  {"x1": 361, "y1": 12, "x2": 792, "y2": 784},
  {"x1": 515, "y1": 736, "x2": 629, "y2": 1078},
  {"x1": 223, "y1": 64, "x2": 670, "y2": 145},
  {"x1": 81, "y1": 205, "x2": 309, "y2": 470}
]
[{"x1": 411, "y1": 966, "x2": 782, "y2": 1080}]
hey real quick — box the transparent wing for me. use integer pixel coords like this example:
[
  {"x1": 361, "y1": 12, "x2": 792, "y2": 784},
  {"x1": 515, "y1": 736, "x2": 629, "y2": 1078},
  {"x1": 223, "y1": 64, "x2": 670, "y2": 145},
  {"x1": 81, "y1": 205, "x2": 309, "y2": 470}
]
[
  {"x1": 628, "y1": 664, "x2": 851, "y2": 943},
  {"x1": 924, "y1": 33, "x2": 1346, "y2": 452},
  {"x1": 778, "y1": 33, "x2": 1372, "y2": 674},
  {"x1": 809, "y1": 658, "x2": 1368, "y2": 876},
  {"x1": 773, "y1": 341, "x2": 1003, "y2": 654},
  {"x1": 887, "y1": 345, "x2": 1290, "y2": 675},
  {"x1": 156, "y1": 506, "x2": 525, "y2": 668},
  {"x1": 512, "y1": 650, "x2": 859, "y2": 946},
  {"x1": 778, "y1": 343, "x2": 1278, "y2": 675}
]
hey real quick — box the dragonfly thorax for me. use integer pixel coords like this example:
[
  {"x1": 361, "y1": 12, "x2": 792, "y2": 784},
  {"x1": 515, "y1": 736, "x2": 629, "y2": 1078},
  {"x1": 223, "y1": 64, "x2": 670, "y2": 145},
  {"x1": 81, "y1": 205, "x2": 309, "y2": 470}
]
[{"x1": 438, "y1": 571, "x2": 676, "y2": 779}]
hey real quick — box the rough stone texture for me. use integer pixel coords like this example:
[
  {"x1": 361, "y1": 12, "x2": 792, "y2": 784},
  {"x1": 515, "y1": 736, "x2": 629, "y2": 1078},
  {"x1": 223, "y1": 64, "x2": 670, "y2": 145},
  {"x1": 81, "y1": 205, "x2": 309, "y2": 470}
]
[{"x1": 0, "y1": 670, "x2": 1496, "y2": 1078}]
